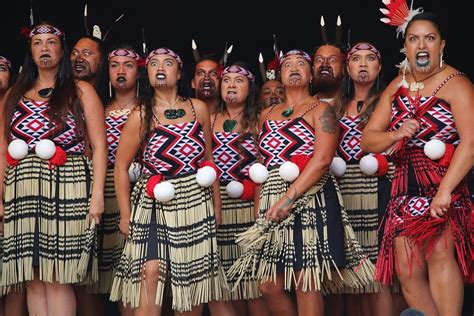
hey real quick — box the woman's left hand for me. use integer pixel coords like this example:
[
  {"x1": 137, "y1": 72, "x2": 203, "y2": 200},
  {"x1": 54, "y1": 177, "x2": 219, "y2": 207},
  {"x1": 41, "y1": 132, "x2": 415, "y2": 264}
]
[
  {"x1": 89, "y1": 193, "x2": 104, "y2": 224},
  {"x1": 429, "y1": 190, "x2": 451, "y2": 219},
  {"x1": 265, "y1": 196, "x2": 295, "y2": 222}
]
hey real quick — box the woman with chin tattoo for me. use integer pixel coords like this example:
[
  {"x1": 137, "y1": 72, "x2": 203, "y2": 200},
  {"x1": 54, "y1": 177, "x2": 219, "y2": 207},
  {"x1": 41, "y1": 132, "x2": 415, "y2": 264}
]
[
  {"x1": 333, "y1": 42, "x2": 397, "y2": 315},
  {"x1": 110, "y1": 48, "x2": 234, "y2": 316},
  {"x1": 228, "y1": 50, "x2": 375, "y2": 316},
  {"x1": 363, "y1": 8, "x2": 473, "y2": 316},
  {"x1": 210, "y1": 62, "x2": 269, "y2": 315}
]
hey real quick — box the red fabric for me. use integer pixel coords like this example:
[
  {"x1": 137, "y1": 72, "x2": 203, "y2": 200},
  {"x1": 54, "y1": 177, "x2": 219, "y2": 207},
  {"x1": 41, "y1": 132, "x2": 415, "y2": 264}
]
[
  {"x1": 290, "y1": 154, "x2": 313, "y2": 172},
  {"x1": 199, "y1": 160, "x2": 219, "y2": 174},
  {"x1": 267, "y1": 56, "x2": 280, "y2": 71},
  {"x1": 374, "y1": 154, "x2": 389, "y2": 176},
  {"x1": 439, "y1": 143, "x2": 455, "y2": 167},
  {"x1": 146, "y1": 175, "x2": 163, "y2": 198},
  {"x1": 6, "y1": 151, "x2": 19, "y2": 167},
  {"x1": 48, "y1": 146, "x2": 67, "y2": 169},
  {"x1": 137, "y1": 58, "x2": 146, "y2": 68},
  {"x1": 240, "y1": 179, "x2": 255, "y2": 201}
]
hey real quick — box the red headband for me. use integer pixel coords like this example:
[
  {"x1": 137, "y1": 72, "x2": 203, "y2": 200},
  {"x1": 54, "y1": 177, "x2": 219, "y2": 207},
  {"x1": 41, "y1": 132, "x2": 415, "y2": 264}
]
[
  {"x1": 0, "y1": 56, "x2": 12, "y2": 69},
  {"x1": 108, "y1": 49, "x2": 141, "y2": 61},
  {"x1": 222, "y1": 65, "x2": 255, "y2": 82},
  {"x1": 346, "y1": 43, "x2": 382, "y2": 61},
  {"x1": 146, "y1": 48, "x2": 183, "y2": 68},
  {"x1": 29, "y1": 25, "x2": 65, "y2": 39}
]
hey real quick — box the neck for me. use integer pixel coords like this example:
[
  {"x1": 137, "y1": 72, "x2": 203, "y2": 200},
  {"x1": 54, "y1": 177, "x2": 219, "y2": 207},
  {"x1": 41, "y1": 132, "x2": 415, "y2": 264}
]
[
  {"x1": 316, "y1": 90, "x2": 337, "y2": 100},
  {"x1": 285, "y1": 86, "x2": 311, "y2": 105},
  {"x1": 114, "y1": 89, "x2": 136, "y2": 104},
  {"x1": 226, "y1": 102, "x2": 245, "y2": 116},
  {"x1": 203, "y1": 98, "x2": 219, "y2": 112},
  {"x1": 353, "y1": 82, "x2": 374, "y2": 101},
  {"x1": 37, "y1": 68, "x2": 58, "y2": 87},
  {"x1": 412, "y1": 64, "x2": 445, "y2": 82},
  {"x1": 154, "y1": 87, "x2": 178, "y2": 105}
]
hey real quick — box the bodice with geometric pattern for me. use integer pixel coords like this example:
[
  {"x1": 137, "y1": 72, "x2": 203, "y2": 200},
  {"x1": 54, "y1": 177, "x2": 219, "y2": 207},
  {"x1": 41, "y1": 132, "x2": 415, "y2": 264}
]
[
  {"x1": 10, "y1": 97, "x2": 85, "y2": 154},
  {"x1": 337, "y1": 115, "x2": 363, "y2": 162},
  {"x1": 105, "y1": 113, "x2": 129, "y2": 165}
]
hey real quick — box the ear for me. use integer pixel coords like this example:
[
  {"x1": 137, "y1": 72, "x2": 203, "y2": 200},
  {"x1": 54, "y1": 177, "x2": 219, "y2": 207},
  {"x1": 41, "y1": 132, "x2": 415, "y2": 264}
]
[
  {"x1": 177, "y1": 69, "x2": 181, "y2": 81},
  {"x1": 191, "y1": 78, "x2": 196, "y2": 89},
  {"x1": 440, "y1": 39, "x2": 446, "y2": 53}
]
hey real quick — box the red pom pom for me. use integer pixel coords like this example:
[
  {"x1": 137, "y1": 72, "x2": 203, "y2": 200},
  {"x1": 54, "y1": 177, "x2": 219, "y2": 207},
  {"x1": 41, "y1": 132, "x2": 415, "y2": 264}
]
[
  {"x1": 439, "y1": 144, "x2": 455, "y2": 167},
  {"x1": 137, "y1": 58, "x2": 146, "y2": 68},
  {"x1": 6, "y1": 151, "x2": 19, "y2": 167},
  {"x1": 290, "y1": 154, "x2": 313, "y2": 172},
  {"x1": 146, "y1": 175, "x2": 163, "y2": 198},
  {"x1": 199, "y1": 160, "x2": 219, "y2": 174},
  {"x1": 48, "y1": 146, "x2": 67, "y2": 169},
  {"x1": 240, "y1": 179, "x2": 255, "y2": 201},
  {"x1": 20, "y1": 27, "x2": 31, "y2": 38},
  {"x1": 267, "y1": 56, "x2": 280, "y2": 71},
  {"x1": 374, "y1": 154, "x2": 389, "y2": 176}
]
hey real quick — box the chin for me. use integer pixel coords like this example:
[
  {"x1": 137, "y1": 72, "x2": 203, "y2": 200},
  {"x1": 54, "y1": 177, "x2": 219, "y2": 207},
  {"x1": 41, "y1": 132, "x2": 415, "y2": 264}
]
[{"x1": 414, "y1": 62, "x2": 432, "y2": 73}]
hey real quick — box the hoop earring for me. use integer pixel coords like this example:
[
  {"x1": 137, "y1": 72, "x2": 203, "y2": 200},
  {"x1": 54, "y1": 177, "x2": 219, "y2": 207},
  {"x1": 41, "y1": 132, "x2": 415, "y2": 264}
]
[
  {"x1": 440, "y1": 53, "x2": 444, "y2": 68},
  {"x1": 109, "y1": 81, "x2": 112, "y2": 98},
  {"x1": 136, "y1": 81, "x2": 139, "y2": 98}
]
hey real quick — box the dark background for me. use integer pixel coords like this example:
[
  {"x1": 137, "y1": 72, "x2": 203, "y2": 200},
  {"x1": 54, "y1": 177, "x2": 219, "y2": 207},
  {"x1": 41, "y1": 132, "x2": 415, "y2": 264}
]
[{"x1": 1, "y1": 0, "x2": 472, "y2": 85}]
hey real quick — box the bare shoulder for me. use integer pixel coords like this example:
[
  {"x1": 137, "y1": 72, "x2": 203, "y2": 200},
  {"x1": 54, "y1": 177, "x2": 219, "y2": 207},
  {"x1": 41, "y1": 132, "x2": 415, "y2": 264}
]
[
  {"x1": 75, "y1": 79, "x2": 95, "y2": 96},
  {"x1": 438, "y1": 66, "x2": 473, "y2": 104}
]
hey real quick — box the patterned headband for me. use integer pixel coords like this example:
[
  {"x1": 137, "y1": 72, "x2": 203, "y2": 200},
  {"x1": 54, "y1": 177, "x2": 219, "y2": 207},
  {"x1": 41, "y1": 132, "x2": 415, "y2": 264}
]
[
  {"x1": 29, "y1": 25, "x2": 65, "y2": 39},
  {"x1": 146, "y1": 48, "x2": 183, "y2": 68},
  {"x1": 108, "y1": 49, "x2": 141, "y2": 61},
  {"x1": 0, "y1": 56, "x2": 12, "y2": 69},
  {"x1": 222, "y1": 65, "x2": 255, "y2": 82},
  {"x1": 279, "y1": 50, "x2": 312, "y2": 66},
  {"x1": 346, "y1": 43, "x2": 382, "y2": 61}
]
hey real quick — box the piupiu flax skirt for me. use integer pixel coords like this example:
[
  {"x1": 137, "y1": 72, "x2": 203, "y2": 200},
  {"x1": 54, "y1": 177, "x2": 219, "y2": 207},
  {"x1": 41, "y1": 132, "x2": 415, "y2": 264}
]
[
  {"x1": 218, "y1": 186, "x2": 260, "y2": 301},
  {"x1": 227, "y1": 168, "x2": 375, "y2": 294},
  {"x1": 336, "y1": 162, "x2": 392, "y2": 293},
  {"x1": 87, "y1": 167, "x2": 125, "y2": 294},
  {"x1": 110, "y1": 173, "x2": 228, "y2": 312},
  {"x1": 1, "y1": 154, "x2": 97, "y2": 286}
]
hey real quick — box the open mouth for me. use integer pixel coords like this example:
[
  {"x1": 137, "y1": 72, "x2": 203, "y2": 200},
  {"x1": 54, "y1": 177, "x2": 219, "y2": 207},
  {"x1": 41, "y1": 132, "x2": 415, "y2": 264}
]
[
  {"x1": 268, "y1": 97, "x2": 280, "y2": 105},
  {"x1": 416, "y1": 52, "x2": 430, "y2": 66},
  {"x1": 73, "y1": 61, "x2": 87, "y2": 72},
  {"x1": 318, "y1": 66, "x2": 334, "y2": 77},
  {"x1": 40, "y1": 54, "x2": 51, "y2": 59},
  {"x1": 156, "y1": 73, "x2": 166, "y2": 80},
  {"x1": 117, "y1": 76, "x2": 126, "y2": 83},
  {"x1": 290, "y1": 73, "x2": 301, "y2": 79},
  {"x1": 227, "y1": 91, "x2": 236, "y2": 96}
]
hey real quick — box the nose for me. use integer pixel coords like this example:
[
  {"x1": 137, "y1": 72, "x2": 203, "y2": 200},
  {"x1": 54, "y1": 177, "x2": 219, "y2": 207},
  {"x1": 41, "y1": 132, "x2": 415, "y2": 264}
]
[
  {"x1": 417, "y1": 38, "x2": 426, "y2": 49},
  {"x1": 118, "y1": 64, "x2": 126, "y2": 73}
]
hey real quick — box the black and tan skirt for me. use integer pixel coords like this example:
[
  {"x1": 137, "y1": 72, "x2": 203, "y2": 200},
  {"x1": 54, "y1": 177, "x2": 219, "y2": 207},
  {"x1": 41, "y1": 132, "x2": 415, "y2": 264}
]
[
  {"x1": 218, "y1": 185, "x2": 260, "y2": 301},
  {"x1": 1, "y1": 154, "x2": 97, "y2": 286},
  {"x1": 228, "y1": 168, "x2": 375, "y2": 294},
  {"x1": 336, "y1": 162, "x2": 392, "y2": 293},
  {"x1": 110, "y1": 173, "x2": 227, "y2": 312},
  {"x1": 87, "y1": 167, "x2": 125, "y2": 294}
]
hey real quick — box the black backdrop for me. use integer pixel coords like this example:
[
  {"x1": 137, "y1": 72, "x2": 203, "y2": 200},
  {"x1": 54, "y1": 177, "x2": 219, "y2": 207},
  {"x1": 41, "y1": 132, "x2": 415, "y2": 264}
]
[{"x1": 1, "y1": 0, "x2": 472, "y2": 85}]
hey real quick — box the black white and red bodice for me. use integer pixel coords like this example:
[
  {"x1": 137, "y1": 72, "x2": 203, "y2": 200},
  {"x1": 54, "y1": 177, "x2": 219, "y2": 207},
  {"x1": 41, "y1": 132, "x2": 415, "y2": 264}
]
[
  {"x1": 258, "y1": 117, "x2": 314, "y2": 168},
  {"x1": 390, "y1": 95, "x2": 460, "y2": 147},
  {"x1": 141, "y1": 120, "x2": 205, "y2": 176},
  {"x1": 10, "y1": 97, "x2": 85, "y2": 154},
  {"x1": 212, "y1": 132, "x2": 258, "y2": 184},
  {"x1": 105, "y1": 113, "x2": 129, "y2": 165},
  {"x1": 337, "y1": 115, "x2": 363, "y2": 162}
]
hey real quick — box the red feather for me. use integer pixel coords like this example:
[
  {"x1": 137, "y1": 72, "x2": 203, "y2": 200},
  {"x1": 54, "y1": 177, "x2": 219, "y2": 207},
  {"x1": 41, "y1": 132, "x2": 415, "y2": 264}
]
[
  {"x1": 380, "y1": 0, "x2": 410, "y2": 26},
  {"x1": 20, "y1": 27, "x2": 31, "y2": 38},
  {"x1": 6, "y1": 151, "x2": 19, "y2": 167},
  {"x1": 137, "y1": 58, "x2": 146, "y2": 68},
  {"x1": 146, "y1": 175, "x2": 163, "y2": 198},
  {"x1": 267, "y1": 56, "x2": 280, "y2": 71},
  {"x1": 240, "y1": 179, "x2": 255, "y2": 201},
  {"x1": 438, "y1": 144, "x2": 455, "y2": 167},
  {"x1": 48, "y1": 146, "x2": 67, "y2": 169},
  {"x1": 374, "y1": 154, "x2": 389, "y2": 176}
]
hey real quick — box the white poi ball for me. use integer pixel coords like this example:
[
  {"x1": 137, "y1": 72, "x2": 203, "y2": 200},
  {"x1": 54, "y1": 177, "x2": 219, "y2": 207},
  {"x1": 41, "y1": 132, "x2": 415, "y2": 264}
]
[
  {"x1": 226, "y1": 180, "x2": 244, "y2": 198},
  {"x1": 279, "y1": 161, "x2": 300, "y2": 182},
  {"x1": 8, "y1": 139, "x2": 29, "y2": 160},
  {"x1": 424, "y1": 139, "x2": 446, "y2": 160},
  {"x1": 248, "y1": 163, "x2": 269, "y2": 184},
  {"x1": 330, "y1": 157, "x2": 347, "y2": 177},
  {"x1": 128, "y1": 162, "x2": 142, "y2": 182},
  {"x1": 35, "y1": 139, "x2": 56, "y2": 159},
  {"x1": 359, "y1": 154, "x2": 379, "y2": 176},
  {"x1": 153, "y1": 181, "x2": 175, "y2": 202},
  {"x1": 196, "y1": 166, "x2": 217, "y2": 187}
]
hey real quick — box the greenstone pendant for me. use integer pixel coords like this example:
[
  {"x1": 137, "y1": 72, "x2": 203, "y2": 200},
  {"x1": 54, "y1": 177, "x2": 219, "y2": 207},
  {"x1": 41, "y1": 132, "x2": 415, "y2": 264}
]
[
  {"x1": 223, "y1": 119, "x2": 237, "y2": 132},
  {"x1": 281, "y1": 107, "x2": 294, "y2": 118},
  {"x1": 164, "y1": 108, "x2": 186, "y2": 120}
]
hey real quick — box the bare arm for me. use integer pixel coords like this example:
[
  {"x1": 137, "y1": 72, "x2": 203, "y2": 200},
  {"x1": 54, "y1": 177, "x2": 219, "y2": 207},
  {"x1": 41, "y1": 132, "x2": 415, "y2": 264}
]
[
  {"x1": 430, "y1": 76, "x2": 474, "y2": 217},
  {"x1": 77, "y1": 81, "x2": 107, "y2": 224},
  {"x1": 0, "y1": 93, "x2": 9, "y2": 224},
  {"x1": 194, "y1": 98, "x2": 222, "y2": 225},
  {"x1": 266, "y1": 103, "x2": 339, "y2": 221},
  {"x1": 114, "y1": 108, "x2": 143, "y2": 237},
  {"x1": 361, "y1": 77, "x2": 420, "y2": 153}
]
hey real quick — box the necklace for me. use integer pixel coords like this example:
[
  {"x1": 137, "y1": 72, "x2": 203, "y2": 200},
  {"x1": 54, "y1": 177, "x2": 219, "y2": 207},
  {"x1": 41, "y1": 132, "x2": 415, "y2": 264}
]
[
  {"x1": 280, "y1": 96, "x2": 311, "y2": 118},
  {"x1": 155, "y1": 95, "x2": 186, "y2": 120},
  {"x1": 410, "y1": 65, "x2": 446, "y2": 92},
  {"x1": 109, "y1": 97, "x2": 136, "y2": 117},
  {"x1": 223, "y1": 108, "x2": 244, "y2": 132}
]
